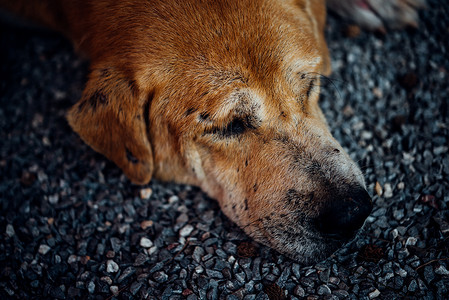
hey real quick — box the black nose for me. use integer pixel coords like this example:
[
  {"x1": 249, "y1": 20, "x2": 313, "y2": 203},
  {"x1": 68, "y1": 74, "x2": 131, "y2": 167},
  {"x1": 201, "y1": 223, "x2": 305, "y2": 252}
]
[{"x1": 315, "y1": 188, "x2": 373, "y2": 239}]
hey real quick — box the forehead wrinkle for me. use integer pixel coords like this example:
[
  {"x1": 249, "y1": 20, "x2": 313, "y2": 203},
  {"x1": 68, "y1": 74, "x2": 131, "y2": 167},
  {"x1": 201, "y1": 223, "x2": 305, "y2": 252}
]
[{"x1": 207, "y1": 88, "x2": 266, "y2": 123}]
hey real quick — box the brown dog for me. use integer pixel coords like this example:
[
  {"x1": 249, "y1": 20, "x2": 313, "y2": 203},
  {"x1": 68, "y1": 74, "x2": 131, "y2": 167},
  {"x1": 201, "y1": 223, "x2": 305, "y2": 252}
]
[{"x1": 0, "y1": 0, "x2": 424, "y2": 264}]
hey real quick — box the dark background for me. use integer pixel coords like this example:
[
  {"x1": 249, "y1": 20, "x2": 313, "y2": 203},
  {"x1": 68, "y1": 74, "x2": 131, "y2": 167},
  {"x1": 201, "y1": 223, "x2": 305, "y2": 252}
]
[{"x1": 1, "y1": 0, "x2": 448, "y2": 299}]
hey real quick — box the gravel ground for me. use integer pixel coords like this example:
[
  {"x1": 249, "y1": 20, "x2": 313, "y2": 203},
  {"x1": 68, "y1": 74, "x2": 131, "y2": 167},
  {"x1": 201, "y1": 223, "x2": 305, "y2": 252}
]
[{"x1": 1, "y1": 1, "x2": 448, "y2": 299}]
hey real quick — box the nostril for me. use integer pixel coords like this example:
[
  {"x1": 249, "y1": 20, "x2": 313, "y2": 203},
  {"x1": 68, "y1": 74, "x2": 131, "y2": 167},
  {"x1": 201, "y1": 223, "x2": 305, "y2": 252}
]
[
  {"x1": 316, "y1": 188, "x2": 373, "y2": 239},
  {"x1": 333, "y1": 148, "x2": 340, "y2": 154}
]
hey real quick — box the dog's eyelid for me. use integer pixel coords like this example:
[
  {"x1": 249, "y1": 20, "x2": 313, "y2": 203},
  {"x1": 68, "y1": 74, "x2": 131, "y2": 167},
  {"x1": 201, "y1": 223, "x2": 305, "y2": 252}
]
[
  {"x1": 203, "y1": 115, "x2": 257, "y2": 138},
  {"x1": 306, "y1": 78, "x2": 316, "y2": 98}
]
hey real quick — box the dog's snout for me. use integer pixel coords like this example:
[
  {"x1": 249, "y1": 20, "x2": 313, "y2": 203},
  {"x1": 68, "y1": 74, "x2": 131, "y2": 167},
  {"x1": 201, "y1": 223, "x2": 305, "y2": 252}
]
[{"x1": 315, "y1": 188, "x2": 373, "y2": 239}]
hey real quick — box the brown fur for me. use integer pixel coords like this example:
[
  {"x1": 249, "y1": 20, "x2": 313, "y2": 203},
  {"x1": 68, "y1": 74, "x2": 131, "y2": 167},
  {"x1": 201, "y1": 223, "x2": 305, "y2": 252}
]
[{"x1": 1, "y1": 0, "x2": 421, "y2": 263}]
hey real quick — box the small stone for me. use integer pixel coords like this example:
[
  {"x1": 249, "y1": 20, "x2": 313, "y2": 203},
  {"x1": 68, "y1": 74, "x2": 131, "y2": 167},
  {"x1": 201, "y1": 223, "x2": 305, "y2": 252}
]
[
  {"x1": 140, "y1": 237, "x2": 154, "y2": 248},
  {"x1": 383, "y1": 183, "x2": 393, "y2": 198},
  {"x1": 106, "y1": 260, "x2": 119, "y2": 273},
  {"x1": 318, "y1": 269, "x2": 330, "y2": 283},
  {"x1": 292, "y1": 264, "x2": 301, "y2": 279},
  {"x1": 329, "y1": 277, "x2": 340, "y2": 285},
  {"x1": 38, "y1": 244, "x2": 51, "y2": 255},
  {"x1": 334, "y1": 290, "x2": 349, "y2": 298},
  {"x1": 153, "y1": 271, "x2": 168, "y2": 283},
  {"x1": 6, "y1": 224, "x2": 15, "y2": 237},
  {"x1": 206, "y1": 269, "x2": 224, "y2": 279},
  {"x1": 140, "y1": 220, "x2": 153, "y2": 230},
  {"x1": 405, "y1": 237, "x2": 418, "y2": 246},
  {"x1": 433, "y1": 146, "x2": 448, "y2": 156},
  {"x1": 424, "y1": 265, "x2": 435, "y2": 283},
  {"x1": 168, "y1": 195, "x2": 179, "y2": 204},
  {"x1": 179, "y1": 225, "x2": 194, "y2": 237},
  {"x1": 118, "y1": 267, "x2": 136, "y2": 283},
  {"x1": 375, "y1": 182, "x2": 383, "y2": 197},
  {"x1": 193, "y1": 246, "x2": 205, "y2": 263},
  {"x1": 87, "y1": 281, "x2": 95, "y2": 294},
  {"x1": 140, "y1": 188, "x2": 153, "y2": 200},
  {"x1": 300, "y1": 277, "x2": 315, "y2": 288},
  {"x1": 397, "y1": 268, "x2": 407, "y2": 278},
  {"x1": 372, "y1": 87, "x2": 383, "y2": 99},
  {"x1": 147, "y1": 246, "x2": 158, "y2": 255},
  {"x1": 294, "y1": 285, "x2": 305, "y2": 297},
  {"x1": 391, "y1": 229, "x2": 399, "y2": 239},
  {"x1": 130, "y1": 281, "x2": 143, "y2": 295},
  {"x1": 195, "y1": 265, "x2": 204, "y2": 273},
  {"x1": 110, "y1": 286, "x2": 119, "y2": 296},
  {"x1": 408, "y1": 279, "x2": 418, "y2": 292},
  {"x1": 68, "y1": 254, "x2": 78, "y2": 264},
  {"x1": 176, "y1": 213, "x2": 189, "y2": 226},
  {"x1": 101, "y1": 276, "x2": 113, "y2": 285},
  {"x1": 435, "y1": 264, "x2": 449, "y2": 276},
  {"x1": 420, "y1": 195, "x2": 438, "y2": 209},
  {"x1": 106, "y1": 250, "x2": 115, "y2": 258},
  {"x1": 48, "y1": 194, "x2": 59, "y2": 204},
  {"x1": 369, "y1": 289, "x2": 380, "y2": 299},
  {"x1": 80, "y1": 255, "x2": 90, "y2": 264},
  {"x1": 398, "y1": 248, "x2": 410, "y2": 260},
  {"x1": 317, "y1": 284, "x2": 331, "y2": 295},
  {"x1": 134, "y1": 253, "x2": 148, "y2": 266},
  {"x1": 393, "y1": 209, "x2": 404, "y2": 220}
]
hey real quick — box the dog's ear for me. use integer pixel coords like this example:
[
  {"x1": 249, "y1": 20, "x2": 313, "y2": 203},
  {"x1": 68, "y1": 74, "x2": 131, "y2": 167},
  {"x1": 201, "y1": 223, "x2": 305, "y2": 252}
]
[{"x1": 67, "y1": 66, "x2": 154, "y2": 184}]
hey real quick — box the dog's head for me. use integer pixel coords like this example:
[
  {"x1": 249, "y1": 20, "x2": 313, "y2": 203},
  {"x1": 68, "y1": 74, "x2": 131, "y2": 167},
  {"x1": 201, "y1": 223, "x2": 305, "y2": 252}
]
[{"x1": 68, "y1": 0, "x2": 372, "y2": 264}]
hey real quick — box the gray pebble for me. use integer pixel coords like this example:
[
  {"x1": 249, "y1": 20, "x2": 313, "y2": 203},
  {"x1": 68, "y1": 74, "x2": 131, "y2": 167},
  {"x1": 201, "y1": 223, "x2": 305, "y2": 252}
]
[
  {"x1": 153, "y1": 271, "x2": 169, "y2": 283},
  {"x1": 435, "y1": 264, "x2": 449, "y2": 276},
  {"x1": 87, "y1": 281, "x2": 95, "y2": 294},
  {"x1": 118, "y1": 267, "x2": 136, "y2": 283},
  {"x1": 317, "y1": 284, "x2": 332, "y2": 295},
  {"x1": 6, "y1": 224, "x2": 15, "y2": 238}
]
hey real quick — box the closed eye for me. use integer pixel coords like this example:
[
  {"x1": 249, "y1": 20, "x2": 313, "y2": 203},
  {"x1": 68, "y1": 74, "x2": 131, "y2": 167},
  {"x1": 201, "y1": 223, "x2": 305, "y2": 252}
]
[
  {"x1": 296, "y1": 73, "x2": 317, "y2": 105},
  {"x1": 306, "y1": 78, "x2": 316, "y2": 99},
  {"x1": 204, "y1": 116, "x2": 257, "y2": 138}
]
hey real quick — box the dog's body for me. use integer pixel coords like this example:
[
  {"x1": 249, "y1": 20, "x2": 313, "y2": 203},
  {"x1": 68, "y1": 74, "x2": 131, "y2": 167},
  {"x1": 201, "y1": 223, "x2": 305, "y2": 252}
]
[{"x1": 0, "y1": 0, "x2": 424, "y2": 264}]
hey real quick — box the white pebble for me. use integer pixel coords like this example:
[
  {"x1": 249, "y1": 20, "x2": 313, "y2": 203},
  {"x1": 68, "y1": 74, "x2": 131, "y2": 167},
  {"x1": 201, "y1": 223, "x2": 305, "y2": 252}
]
[
  {"x1": 435, "y1": 265, "x2": 449, "y2": 276},
  {"x1": 369, "y1": 289, "x2": 381, "y2": 299},
  {"x1": 168, "y1": 195, "x2": 179, "y2": 204},
  {"x1": 67, "y1": 255, "x2": 78, "y2": 264},
  {"x1": 38, "y1": 244, "x2": 51, "y2": 255},
  {"x1": 106, "y1": 260, "x2": 119, "y2": 273},
  {"x1": 139, "y1": 188, "x2": 152, "y2": 200},
  {"x1": 390, "y1": 229, "x2": 399, "y2": 239},
  {"x1": 48, "y1": 194, "x2": 59, "y2": 204},
  {"x1": 110, "y1": 285, "x2": 119, "y2": 296},
  {"x1": 140, "y1": 237, "x2": 154, "y2": 248},
  {"x1": 406, "y1": 237, "x2": 418, "y2": 246},
  {"x1": 179, "y1": 225, "x2": 194, "y2": 237},
  {"x1": 383, "y1": 183, "x2": 393, "y2": 198},
  {"x1": 147, "y1": 246, "x2": 158, "y2": 256}
]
